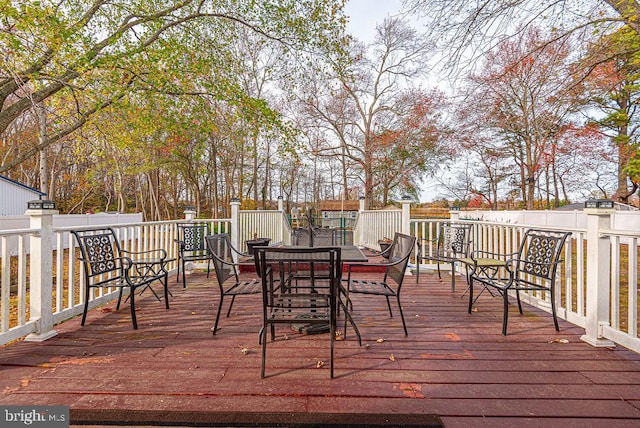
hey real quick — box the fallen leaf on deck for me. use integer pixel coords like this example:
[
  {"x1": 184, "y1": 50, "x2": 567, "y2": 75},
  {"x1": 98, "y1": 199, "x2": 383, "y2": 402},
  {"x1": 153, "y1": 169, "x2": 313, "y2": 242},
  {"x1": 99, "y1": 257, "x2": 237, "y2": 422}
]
[
  {"x1": 549, "y1": 338, "x2": 569, "y2": 344},
  {"x1": 240, "y1": 347, "x2": 249, "y2": 355},
  {"x1": 389, "y1": 354, "x2": 395, "y2": 361},
  {"x1": 191, "y1": 312, "x2": 196, "y2": 315},
  {"x1": 99, "y1": 308, "x2": 113, "y2": 313},
  {"x1": 376, "y1": 338, "x2": 385, "y2": 343},
  {"x1": 471, "y1": 307, "x2": 478, "y2": 312},
  {"x1": 335, "y1": 332, "x2": 344, "y2": 341},
  {"x1": 316, "y1": 360, "x2": 324, "y2": 368}
]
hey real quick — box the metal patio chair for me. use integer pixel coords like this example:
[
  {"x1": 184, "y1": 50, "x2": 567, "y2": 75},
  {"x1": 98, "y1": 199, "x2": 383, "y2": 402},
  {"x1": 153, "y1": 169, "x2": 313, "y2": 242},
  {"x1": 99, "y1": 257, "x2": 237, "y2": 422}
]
[
  {"x1": 343, "y1": 232, "x2": 416, "y2": 336},
  {"x1": 415, "y1": 222, "x2": 473, "y2": 291},
  {"x1": 175, "y1": 222, "x2": 213, "y2": 288},
  {"x1": 72, "y1": 227, "x2": 170, "y2": 329},
  {"x1": 468, "y1": 229, "x2": 571, "y2": 335},
  {"x1": 206, "y1": 233, "x2": 261, "y2": 335}
]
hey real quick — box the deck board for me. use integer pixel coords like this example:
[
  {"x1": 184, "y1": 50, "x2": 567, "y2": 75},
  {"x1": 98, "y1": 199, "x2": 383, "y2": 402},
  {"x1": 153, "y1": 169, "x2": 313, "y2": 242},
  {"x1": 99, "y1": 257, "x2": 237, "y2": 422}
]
[{"x1": 1, "y1": 259, "x2": 640, "y2": 427}]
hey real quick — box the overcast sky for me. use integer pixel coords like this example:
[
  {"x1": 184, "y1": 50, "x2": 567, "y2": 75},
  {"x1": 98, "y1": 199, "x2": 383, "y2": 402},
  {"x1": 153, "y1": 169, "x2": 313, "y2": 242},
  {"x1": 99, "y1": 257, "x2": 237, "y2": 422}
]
[
  {"x1": 344, "y1": 0, "x2": 405, "y2": 42},
  {"x1": 343, "y1": 0, "x2": 441, "y2": 202}
]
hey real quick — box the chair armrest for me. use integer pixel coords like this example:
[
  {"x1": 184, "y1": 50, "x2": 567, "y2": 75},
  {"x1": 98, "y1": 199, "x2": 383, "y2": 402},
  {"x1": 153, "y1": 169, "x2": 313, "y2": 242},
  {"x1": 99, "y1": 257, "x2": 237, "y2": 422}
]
[
  {"x1": 471, "y1": 250, "x2": 518, "y2": 260},
  {"x1": 377, "y1": 243, "x2": 393, "y2": 258},
  {"x1": 174, "y1": 238, "x2": 186, "y2": 251},
  {"x1": 122, "y1": 248, "x2": 168, "y2": 260},
  {"x1": 415, "y1": 237, "x2": 439, "y2": 258}
]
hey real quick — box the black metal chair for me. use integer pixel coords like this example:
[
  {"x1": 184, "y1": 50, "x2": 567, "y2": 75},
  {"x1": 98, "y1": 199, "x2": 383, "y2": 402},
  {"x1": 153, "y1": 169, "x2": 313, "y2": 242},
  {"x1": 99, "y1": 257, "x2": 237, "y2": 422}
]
[
  {"x1": 468, "y1": 229, "x2": 571, "y2": 335},
  {"x1": 343, "y1": 232, "x2": 416, "y2": 336},
  {"x1": 71, "y1": 227, "x2": 170, "y2": 329},
  {"x1": 175, "y1": 223, "x2": 213, "y2": 288},
  {"x1": 254, "y1": 246, "x2": 355, "y2": 378},
  {"x1": 415, "y1": 222, "x2": 473, "y2": 291},
  {"x1": 205, "y1": 233, "x2": 261, "y2": 335}
]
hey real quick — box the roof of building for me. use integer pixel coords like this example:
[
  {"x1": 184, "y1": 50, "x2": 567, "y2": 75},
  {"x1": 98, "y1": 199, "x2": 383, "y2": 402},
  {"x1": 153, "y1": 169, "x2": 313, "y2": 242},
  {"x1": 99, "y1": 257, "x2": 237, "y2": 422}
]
[{"x1": 0, "y1": 174, "x2": 46, "y2": 196}]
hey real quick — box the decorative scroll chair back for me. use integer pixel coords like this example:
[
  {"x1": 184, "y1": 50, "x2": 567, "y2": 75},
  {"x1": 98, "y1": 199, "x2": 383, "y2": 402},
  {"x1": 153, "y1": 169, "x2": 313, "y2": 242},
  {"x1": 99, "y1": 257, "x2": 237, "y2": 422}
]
[
  {"x1": 180, "y1": 223, "x2": 208, "y2": 253},
  {"x1": 439, "y1": 223, "x2": 472, "y2": 258},
  {"x1": 516, "y1": 229, "x2": 570, "y2": 284},
  {"x1": 75, "y1": 229, "x2": 122, "y2": 279}
]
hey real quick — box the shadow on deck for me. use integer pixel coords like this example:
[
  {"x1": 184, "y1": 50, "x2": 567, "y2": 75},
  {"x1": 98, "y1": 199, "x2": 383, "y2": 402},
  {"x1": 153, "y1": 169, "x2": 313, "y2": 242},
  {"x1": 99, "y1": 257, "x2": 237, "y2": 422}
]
[{"x1": 1, "y1": 256, "x2": 640, "y2": 427}]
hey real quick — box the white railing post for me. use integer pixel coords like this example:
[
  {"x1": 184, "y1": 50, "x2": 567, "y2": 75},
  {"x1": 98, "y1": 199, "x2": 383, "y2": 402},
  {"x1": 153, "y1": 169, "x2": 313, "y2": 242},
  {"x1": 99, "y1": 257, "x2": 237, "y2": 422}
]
[
  {"x1": 277, "y1": 196, "x2": 286, "y2": 243},
  {"x1": 25, "y1": 201, "x2": 58, "y2": 342},
  {"x1": 401, "y1": 195, "x2": 412, "y2": 235},
  {"x1": 449, "y1": 207, "x2": 460, "y2": 221},
  {"x1": 230, "y1": 198, "x2": 241, "y2": 260},
  {"x1": 581, "y1": 203, "x2": 616, "y2": 348},
  {"x1": 354, "y1": 196, "x2": 366, "y2": 246},
  {"x1": 184, "y1": 206, "x2": 196, "y2": 221}
]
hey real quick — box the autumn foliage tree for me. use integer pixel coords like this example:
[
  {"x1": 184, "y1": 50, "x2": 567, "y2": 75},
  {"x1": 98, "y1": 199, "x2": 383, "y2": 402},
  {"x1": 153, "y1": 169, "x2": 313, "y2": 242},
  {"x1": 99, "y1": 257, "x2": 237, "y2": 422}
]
[
  {"x1": 463, "y1": 27, "x2": 583, "y2": 209},
  {"x1": 582, "y1": 26, "x2": 640, "y2": 203}
]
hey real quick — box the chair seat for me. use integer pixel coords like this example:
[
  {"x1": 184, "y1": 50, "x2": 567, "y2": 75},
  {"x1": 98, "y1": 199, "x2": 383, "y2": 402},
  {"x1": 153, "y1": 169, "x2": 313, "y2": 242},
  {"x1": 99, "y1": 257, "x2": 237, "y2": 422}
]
[
  {"x1": 269, "y1": 293, "x2": 331, "y2": 320},
  {"x1": 423, "y1": 251, "x2": 456, "y2": 263},
  {"x1": 348, "y1": 279, "x2": 396, "y2": 296},
  {"x1": 181, "y1": 250, "x2": 211, "y2": 260},
  {"x1": 225, "y1": 278, "x2": 261, "y2": 295}
]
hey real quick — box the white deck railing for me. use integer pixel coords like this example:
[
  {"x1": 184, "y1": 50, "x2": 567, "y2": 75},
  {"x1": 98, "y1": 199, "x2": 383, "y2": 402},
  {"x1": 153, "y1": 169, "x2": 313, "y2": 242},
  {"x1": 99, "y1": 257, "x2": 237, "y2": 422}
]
[{"x1": 0, "y1": 204, "x2": 638, "y2": 354}]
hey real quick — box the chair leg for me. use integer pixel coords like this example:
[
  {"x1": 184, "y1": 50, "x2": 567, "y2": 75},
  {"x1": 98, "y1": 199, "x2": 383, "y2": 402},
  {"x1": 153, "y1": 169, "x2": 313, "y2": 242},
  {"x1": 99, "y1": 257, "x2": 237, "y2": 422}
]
[
  {"x1": 116, "y1": 287, "x2": 124, "y2": 310},
  {"x1": 436, "y1": 261, "x2": 442, "y2": 279},
  {"x1": 515, "y1": 289, "x2": 523, "y2": 314},
  {"x1": 468, "y1": 278, "x2": 474, "y2": 314},
  {"x1": 330, "y1": 314, "x2": 335, "y2": 378},
  {"x1": 181, "y1": 260, "x2": 187, "y2": 288},
  {"x1": 212, "y1": 295, "x2": 225, "y2": 335},
  {"x1": 163, "y1": 274, "x2": 170, "y2": 309},
  {"x1": 130, "y1": 287, "x2": 138, "y2": 329},
  {"x1": 551, "y1": 293, "x2": 560, "y2": 332},
  {"x1": 396, "y1": 295, "x2": 408, "y2": 336},
  {"x1": 261, "y1": 323, "x2": 268, "y2": 378},
  {"x1": 450, "y1": 261, "x2": 456, "y2": 292},
  {"x1": 81, "y1": 289, "x2": 90, "y2": 326},
  {"x1": 226, "y1": 295, "x2": 236, "y2": 317},
  {"x1": 175, "y1": 257, "x2": 181, "y2": 282},
  {"x1": 502, "y1": 292, "x2": 509, "y2": 336},
  {"x1": 385, "y1": 296, "x2": 393, "y2": 317},
  {"x1": 416, "y1": 262, "x2": 420, "y2": 283}
]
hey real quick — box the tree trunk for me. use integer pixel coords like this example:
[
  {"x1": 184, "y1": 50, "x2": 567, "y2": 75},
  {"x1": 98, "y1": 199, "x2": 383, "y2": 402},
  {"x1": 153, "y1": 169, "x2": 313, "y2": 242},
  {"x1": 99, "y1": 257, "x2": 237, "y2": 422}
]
[{"x1": 37, "y1": 103, "x2": 49, "y2": 196}]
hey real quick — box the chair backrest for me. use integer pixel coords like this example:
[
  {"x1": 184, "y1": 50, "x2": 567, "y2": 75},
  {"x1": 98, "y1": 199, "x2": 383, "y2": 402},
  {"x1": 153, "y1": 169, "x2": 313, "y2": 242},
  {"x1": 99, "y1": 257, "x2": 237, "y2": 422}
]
[
  {"x1": 206, "y1": 233, "x2": 239, "y2": 287},
  {"x1": 514, "y1": 229, "x2": 571, "y2": 282},
  {"x1": 178, "y1": 223, "x2": 209, "y2": 252},
  {"x1": 386, "y1": 232, "x2": 417, "y2": 286},
  {"x1": 312, "y1": 228, "x2": 335, "y2": 246},
  {"x1": 255, "y1": 246, "x2": 341, "y2": 304},
  {"x1": 438, "y1": 223, "x2": 473, "y2": 257},
  {"x1": 71, "y1": 228, "x2": 125, "y2": 284}
]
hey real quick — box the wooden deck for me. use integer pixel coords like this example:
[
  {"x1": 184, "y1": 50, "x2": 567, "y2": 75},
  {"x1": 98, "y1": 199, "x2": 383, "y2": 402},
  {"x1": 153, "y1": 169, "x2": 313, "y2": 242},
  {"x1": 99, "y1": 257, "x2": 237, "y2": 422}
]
[{"x1": 2, "y1": 256, "x2": 640, "y2": 427}]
